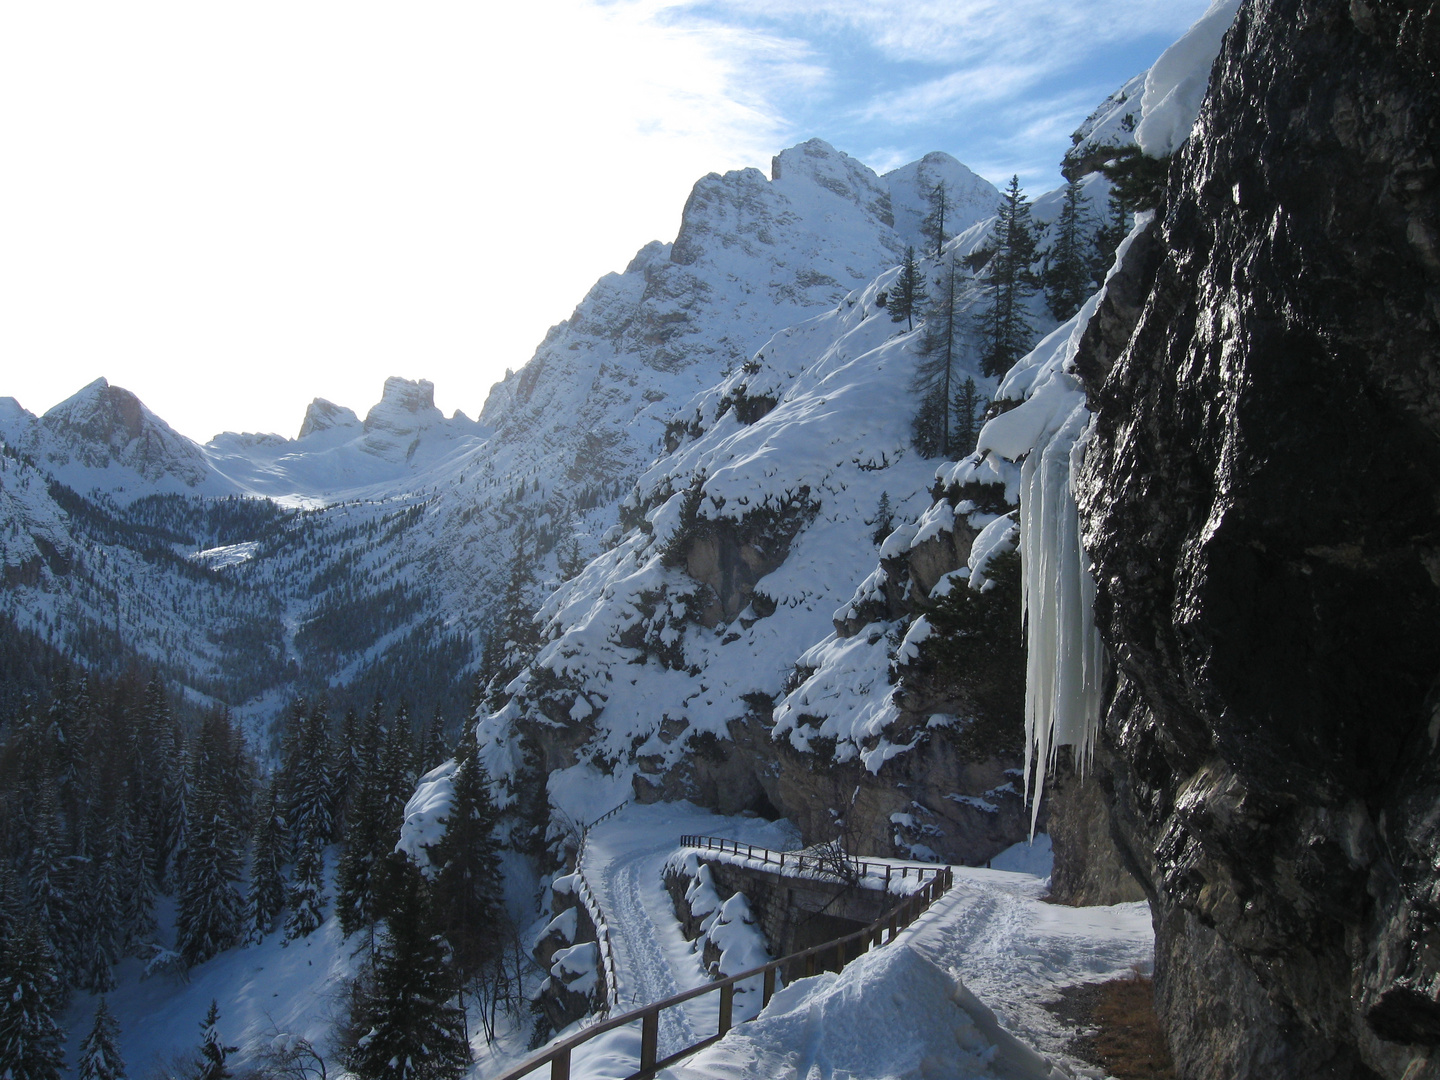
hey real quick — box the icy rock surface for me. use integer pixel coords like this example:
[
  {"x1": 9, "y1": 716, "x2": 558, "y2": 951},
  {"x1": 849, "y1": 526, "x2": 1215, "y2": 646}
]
[{"x1": 1077, "y1": 1, "x2": 1440, "y2": 1075}]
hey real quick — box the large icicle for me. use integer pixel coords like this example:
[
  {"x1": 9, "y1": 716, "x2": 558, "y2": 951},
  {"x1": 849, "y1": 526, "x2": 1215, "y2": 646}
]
[
  {"x1": 1015, "y1": 397, "x2": 1104, "y2": 832},
  {"x1": 976, "y1": 304, "x2": 1114, "y2": 834}
]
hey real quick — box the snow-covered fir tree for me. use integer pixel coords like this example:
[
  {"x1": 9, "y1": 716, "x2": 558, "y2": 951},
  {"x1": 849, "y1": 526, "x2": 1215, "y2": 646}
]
[
  {"x1": 77, "y1": 998, "x2": 125, "y2": 1080},
  {"x1": 283, "y1": 838, "x2": 326, "y2": 942},
  {"x1": 196, "y1": 1000, "x2": 237, "y2": 1080},
  {"x1": 0, "y1": 921, "x2": 66, "y2": 1080},
  {"x1": 1042, "y1": 176, "x2": 1094, "y2": 321},
  {"x1": 888, "y1": 246, "x2": 927, "y2": 332},
  {"x1": 246, "y1": 781, "x2": 287, "y2": 942},
  {"x1": 342, "y1": 854, "x2": 469, "y2": 1080},
  {"x1": 175, "y1": 715, "x2": 247, "y2": 967},
  {"x1": 426, "y1": 728, "x2": 505, "y2": 979},
  {"x1": 973, "y1": 175, "x2": 1038, "y2": 377}
]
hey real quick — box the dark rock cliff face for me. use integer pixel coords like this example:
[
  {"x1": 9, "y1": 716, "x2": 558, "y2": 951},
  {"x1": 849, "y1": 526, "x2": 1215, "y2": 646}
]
[{"x1": 1076, "y1": 1, "x2": 1440, "y2": 1076}]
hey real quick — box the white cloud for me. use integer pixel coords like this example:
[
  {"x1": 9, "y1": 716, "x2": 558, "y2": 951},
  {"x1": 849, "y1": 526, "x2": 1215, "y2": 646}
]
[{"x1": 682, "y1": 0, "x2": 1208, "y2": 65}]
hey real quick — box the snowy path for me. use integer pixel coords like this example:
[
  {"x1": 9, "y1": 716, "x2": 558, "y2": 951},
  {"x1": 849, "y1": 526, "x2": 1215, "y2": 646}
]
[
  {"x1": 913, "y1": 867, "x2": 1153, "y2": 1062},
  {"x1": 577, "y1": 802, "x2": 800, "y2": 1056},
  {"x1": 663, "y1": 855, "x2": 1153, "y2": 1080}
]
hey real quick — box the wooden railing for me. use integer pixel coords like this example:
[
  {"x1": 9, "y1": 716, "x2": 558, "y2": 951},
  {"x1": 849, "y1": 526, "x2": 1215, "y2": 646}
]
[
  {"x1": 586, "y1": 801, "x2": 629, "y2": 831},
  {"x1": 497, "y1": 863, "x2": 955, "y2": 1080},
  {"x1": 569, "y1": 801, "x2": 630, "y2": 1010},
  {"x1": 678, "y1": 835, "x2": 941, "y2": 894}
]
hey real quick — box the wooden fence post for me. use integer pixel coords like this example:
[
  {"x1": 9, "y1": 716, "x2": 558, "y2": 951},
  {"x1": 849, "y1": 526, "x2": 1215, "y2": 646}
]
[
  {"x1": 552, "y1": 1047, "x2": 571, "y2": 1080},
  {"x1": 641, "y1": 1011, "x2": 658, "y2": 1075},
  {"x1": 719, "y1": 983, "x2": 734, "y2": 1036}
]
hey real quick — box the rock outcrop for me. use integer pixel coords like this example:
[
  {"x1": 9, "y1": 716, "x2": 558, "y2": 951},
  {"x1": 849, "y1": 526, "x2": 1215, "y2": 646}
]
[
  {"x1": 1076, "y1": 1, "x2": 1440, "y2": 1075},
  {"x1": 297, "y1": 397, "x2": 360, "y2": 439}
]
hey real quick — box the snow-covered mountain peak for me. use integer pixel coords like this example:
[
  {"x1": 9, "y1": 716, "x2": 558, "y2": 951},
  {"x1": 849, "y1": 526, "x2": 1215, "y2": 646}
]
[
  {"x1": 474, "y1": 140, "x2": 1001, "y2": 512},
  {"x1": 35, "y1": 376, "x2": 218, "y2": 493},
  {"x1": 359, "y1": 377, "x2": 446, "y2": 462},
  {"x1": 298, "y1": 397, "x2": 360, "y2": 440},
  {"x1": 0, "y1": 396, "x2": 30, "y2": 446},
  {"x1": 883, "y1": 152, "x2": 1004, "y2": 254},
  {"x1": 769, "y1": 138, "x2": 893, "y2": 216},
  {"x1": 364, "y1": 377, "x2": 441, "y2": 431}
]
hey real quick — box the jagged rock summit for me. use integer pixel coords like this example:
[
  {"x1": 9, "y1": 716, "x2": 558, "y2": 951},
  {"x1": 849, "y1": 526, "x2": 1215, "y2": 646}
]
[
  {"x1": 202, "y1": 375, "x2": 484, "y2": 500},
  {"x1": 360, "y1": 376, "x2": 446, "y2": 462},
  {"x1": 474, "y1": 139, "x2": 1000, "y2": 507},
  {"x1": 297, "y1": 397, "x2": 359, "y2": 439}
]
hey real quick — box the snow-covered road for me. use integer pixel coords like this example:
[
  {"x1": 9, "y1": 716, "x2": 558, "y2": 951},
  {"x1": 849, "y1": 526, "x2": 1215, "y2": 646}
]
[
  {"x1": 578, "y1": 801, "x2": 800, "y2": 1056},
  {"x1": 563, "y1": 802, "x2": 1151, "y2": 1080}
]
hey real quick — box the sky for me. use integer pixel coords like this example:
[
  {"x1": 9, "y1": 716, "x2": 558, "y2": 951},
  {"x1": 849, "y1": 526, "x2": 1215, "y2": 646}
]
[{"x1": 0, "y1": 0, "x2": 1212, "y2": 444}]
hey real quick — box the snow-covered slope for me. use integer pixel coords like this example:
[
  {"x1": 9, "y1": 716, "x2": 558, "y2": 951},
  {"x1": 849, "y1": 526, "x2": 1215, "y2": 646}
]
[{"x1": 0, "y1": 142, "x2": 1002, "y2": 730}]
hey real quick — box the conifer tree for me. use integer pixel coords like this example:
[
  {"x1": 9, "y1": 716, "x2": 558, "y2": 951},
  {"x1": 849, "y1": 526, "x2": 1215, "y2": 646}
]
[
  {"x1": 246, "y1": 782, "x2": 287, "y2": 942},
  {"x1": 557, "y1": 536, "x2": 587, "y2": 581},
  {"x1": 911, "y1": 257, "x2": 965, "y2": 458},
  {"x1": 1043, "y1": 176, "x2": 1093, "y2": 320},
  {"x1": 116, "y1": 802, "x2": 158, "y2": 957},
  {"x1": 284, "y1": 838, "x2": 327, "y2": 942},
  {"x1": 331, "y1": 706, "x2": 361, "y2": 840},
  {"x1": 871, "y1": 492, "x2": 895, "y2": 547},
  {"x1": 427, "y1": 729, "x2": 505, "y2": 979},
  {"x1": 175, "y1": 723, "x2": 245, "y2": 967},
  {"x1": 973, "y1": 175, "x2": 1038, "y2": 378},
  {"x1": 1091, "y1": 186, "x2": 1132, "y2": 288},
  {"x1": 135, "y1": 675, "x2": 183, "y2": 887},
  {"x1": 420, "y1": 708, "x2": 448, "y2": 774},
  {"x1": 77, "y1": 998, "x2": 125, "y2": 1080},
  {"x1": 76, "y1": 844, "x2": 121, "y2": 993},
  {"x1": 196, "y1": 1001, "x2": 237, "y2": 1080},
  {"x1": 281, "y1": 700, "x2": 333, "y2": 853},
  {"x1": 888, "y1": 247, "x2": 928, "y2": 332},
  {"x1": 381, "y1": 708, "x2": 417, "y2": 824},
  {"x1": 335, "y1": 700, "x2": 388, "y2": 937},
  {"x1": 487, "y1": 533, "x2": 541, "y2": 710},
  {"x1": 951, "y1": 377, "x2": 988, "y2": 458},
  {"x1": 343, "y1": 855, "x2": 469, "y2": 1080},
  {"x1": 24, "y1": 787, "x2": 77, "y2": 983},
  {"x1": 0, "y1": 920, "x2": 66, "y2": 1080},
  {"x1": 920, "y1": 181, "x2": 955, "y2": 258}
]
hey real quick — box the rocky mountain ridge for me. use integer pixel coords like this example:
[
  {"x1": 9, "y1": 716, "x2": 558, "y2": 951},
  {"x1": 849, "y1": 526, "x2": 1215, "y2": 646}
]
[{"x1": 0, "y1": 141, "x2": 1007, "y2": 738}]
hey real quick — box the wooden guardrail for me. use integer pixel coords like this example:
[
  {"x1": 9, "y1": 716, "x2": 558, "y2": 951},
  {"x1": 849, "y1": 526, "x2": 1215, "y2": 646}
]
[
  {"x1": 679, "y1": 835, "x2": 939, "y2": 894},
  {"x1": 498, "y1": 861, "x2": 954, "y2": 1080},
  {"x1": 568, "y1": 802, "x2": 630, "y2": 1010}
]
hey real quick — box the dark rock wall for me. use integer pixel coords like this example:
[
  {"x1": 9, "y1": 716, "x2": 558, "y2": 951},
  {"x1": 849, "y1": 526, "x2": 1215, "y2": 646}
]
[
  {"x1": 1076, "y1": 1, "x2": 1440, "y2": 1076},
  {"x1": 1046, "y1": 753, "x2": 1147, "y2": 907}
]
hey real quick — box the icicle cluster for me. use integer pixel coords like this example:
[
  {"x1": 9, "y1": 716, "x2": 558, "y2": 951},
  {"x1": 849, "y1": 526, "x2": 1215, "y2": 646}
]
[
  {"x1": 976, "y1": 308, "x2": 1114, "y2": 834},
  {"x1": 1017, "y1": 399, "x2": 1105, "y2": 833}
]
